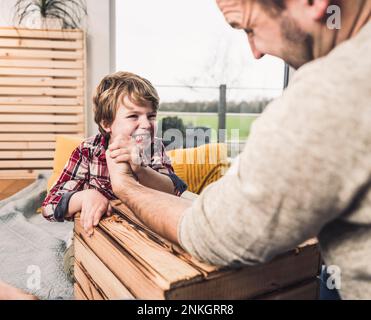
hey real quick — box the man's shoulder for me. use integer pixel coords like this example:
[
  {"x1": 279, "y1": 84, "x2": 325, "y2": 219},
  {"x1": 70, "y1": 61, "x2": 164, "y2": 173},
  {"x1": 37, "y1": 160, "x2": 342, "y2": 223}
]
[{"x1": 293, "y1": 21, "x2": 371, "y2": 86}]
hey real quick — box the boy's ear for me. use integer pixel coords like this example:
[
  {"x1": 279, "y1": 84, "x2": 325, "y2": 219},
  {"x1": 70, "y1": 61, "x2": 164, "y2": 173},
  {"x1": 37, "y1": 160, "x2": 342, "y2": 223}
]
[{"x1": 100, "y1": 121, "x2": 111, "y2": 133}]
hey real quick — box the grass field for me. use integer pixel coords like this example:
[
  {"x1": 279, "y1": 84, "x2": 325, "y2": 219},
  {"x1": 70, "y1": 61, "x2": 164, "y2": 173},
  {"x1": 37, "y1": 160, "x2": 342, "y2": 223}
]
[{"x1": 158, "y1": 113, "x2": 258, "y2": 141}]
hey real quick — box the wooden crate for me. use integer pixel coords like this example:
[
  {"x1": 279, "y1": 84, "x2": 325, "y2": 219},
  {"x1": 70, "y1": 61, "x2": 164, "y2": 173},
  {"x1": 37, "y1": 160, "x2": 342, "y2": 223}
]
[
  {"x1": 74, "y1": 200, "x2": 321, "y2": 300},
  {"x1": 0, "y1": 27, "x2": 86, "y2": 179}
]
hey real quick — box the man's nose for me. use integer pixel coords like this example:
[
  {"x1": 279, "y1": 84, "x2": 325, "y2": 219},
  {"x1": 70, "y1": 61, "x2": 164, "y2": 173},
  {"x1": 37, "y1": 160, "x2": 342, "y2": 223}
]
[{"x1": 248, "y1": 36, "x2": 265, "y2": 59}]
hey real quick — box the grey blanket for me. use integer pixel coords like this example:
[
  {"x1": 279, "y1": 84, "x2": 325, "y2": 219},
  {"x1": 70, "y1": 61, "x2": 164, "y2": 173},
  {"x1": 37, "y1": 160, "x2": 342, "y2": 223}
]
[{"x1": 0, "y1": 174, "x2": 73, "y2": 300}]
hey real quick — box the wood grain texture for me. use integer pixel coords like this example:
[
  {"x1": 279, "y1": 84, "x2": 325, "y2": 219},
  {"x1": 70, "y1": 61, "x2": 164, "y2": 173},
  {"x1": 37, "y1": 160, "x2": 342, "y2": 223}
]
[
  {"x1": 0, "y1": 27, "x2": 86, "y2": 178},
  {"x1": 74, "y1": 201, "x2": 321, "y2": 300}
]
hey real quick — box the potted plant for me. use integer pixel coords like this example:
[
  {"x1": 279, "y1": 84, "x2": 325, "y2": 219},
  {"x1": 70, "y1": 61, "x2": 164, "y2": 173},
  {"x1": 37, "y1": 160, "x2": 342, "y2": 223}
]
[{"x1": 14, "y1": 0, "x2": 87, "y2": 29}]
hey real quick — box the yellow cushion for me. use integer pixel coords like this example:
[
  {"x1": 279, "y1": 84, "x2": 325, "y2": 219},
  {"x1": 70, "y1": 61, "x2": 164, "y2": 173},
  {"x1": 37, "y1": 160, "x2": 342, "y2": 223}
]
[
  {"x1": 167, "y1": 143, "x2": 229, "y2": 194},
  {"x1": 47, "y1": 135, "x2": 84, "y2": 191}
]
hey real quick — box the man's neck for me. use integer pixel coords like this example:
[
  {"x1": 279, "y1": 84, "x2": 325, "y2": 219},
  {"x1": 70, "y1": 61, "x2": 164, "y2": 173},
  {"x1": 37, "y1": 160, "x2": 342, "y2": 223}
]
[{"x1": 313, "y1": 0, "x2": 371, "y2": 59}]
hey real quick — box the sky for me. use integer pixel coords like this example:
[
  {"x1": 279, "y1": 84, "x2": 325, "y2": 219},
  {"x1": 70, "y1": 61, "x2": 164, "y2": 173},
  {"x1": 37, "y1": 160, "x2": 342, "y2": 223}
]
[{"x1": 116, "y1": 0, "x2": 285, "y2": 102}]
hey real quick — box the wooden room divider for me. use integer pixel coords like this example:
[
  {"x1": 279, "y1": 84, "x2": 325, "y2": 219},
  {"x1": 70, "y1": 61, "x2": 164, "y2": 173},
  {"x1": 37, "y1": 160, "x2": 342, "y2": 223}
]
[{"x1": 0, "y1": 27, "x2": 86, "y2": 179}]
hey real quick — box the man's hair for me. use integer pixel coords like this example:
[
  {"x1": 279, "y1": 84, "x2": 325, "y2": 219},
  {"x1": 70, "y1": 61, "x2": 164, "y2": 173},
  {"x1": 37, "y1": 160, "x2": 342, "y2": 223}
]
[
  {"x1": 93, "y1": 71, "x2": 160, "y2": 138},
  {"x1": 258, "y1": 0, "x2": 286, "y2": 14}
]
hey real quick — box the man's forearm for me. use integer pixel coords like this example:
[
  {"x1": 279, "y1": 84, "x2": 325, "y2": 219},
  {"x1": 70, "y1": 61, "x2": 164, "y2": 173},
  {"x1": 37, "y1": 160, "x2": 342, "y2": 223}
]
[
  {"x1": 112, "y1": 179, "x2": 192, "y2": 244},
  {"x1": 135, "y1": 166, "x2": 175, "y2": 194}
]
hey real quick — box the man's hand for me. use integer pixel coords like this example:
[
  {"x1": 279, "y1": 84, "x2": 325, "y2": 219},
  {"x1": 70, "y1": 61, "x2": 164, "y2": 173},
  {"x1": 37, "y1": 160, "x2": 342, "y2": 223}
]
[
  {"x1": 106, "y1": 136, "x2": 139, "y2": 195},
  {"x1": 0, "y1": 280, "x2": 38, "y2": 300},
  {"x1": 80, "y1": 189, "x2": 112, "y2": 236},
  {"x1": 108, "y1": 134, "x2": 144, "y2": 174}
]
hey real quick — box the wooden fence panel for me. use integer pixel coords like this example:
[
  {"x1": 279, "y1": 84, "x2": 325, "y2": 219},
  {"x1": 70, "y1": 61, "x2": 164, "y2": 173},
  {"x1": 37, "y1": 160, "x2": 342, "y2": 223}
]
[{"x1": 0, "y1": 27, "x2": 86, "y2": 179}]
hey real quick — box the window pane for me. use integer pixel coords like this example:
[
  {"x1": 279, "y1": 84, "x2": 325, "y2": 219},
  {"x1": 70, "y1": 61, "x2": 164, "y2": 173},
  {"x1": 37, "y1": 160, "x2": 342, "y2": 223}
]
[{"x1": 116, "y1": 0, "x2": 284, "y2": 153}]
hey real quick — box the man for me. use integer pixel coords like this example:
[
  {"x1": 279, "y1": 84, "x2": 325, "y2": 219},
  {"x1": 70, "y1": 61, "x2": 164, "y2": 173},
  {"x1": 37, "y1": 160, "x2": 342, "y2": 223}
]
[{"x1": 106, "y1": 0, "x2": 371, "y2": 299}]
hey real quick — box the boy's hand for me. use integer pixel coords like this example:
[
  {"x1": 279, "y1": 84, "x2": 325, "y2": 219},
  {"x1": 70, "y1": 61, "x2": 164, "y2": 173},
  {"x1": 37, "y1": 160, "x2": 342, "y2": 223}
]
[
  {"x1": 108, "y1": 134, "x2": 146, "y2": 174},
  {"x1": 80, "y1": 189, "x2": 112, "y2": 236}
]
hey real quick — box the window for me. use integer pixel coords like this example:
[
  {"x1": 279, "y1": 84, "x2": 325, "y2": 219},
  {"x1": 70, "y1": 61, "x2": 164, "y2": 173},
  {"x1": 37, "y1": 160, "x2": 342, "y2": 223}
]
[{"x1": 116, "y1": 0, "x2": 285, "y2": 155}]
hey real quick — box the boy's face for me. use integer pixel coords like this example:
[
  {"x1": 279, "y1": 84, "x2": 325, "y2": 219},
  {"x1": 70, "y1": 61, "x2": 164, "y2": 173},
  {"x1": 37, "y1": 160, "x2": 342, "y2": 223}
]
[{"x1": 103, "y1": 95, "x2": 157, "y2": 145}]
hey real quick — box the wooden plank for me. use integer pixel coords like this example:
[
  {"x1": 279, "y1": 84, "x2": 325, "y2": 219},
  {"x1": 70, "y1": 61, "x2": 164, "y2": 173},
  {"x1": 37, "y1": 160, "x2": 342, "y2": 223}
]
[
  {"x1": 0, "y1": 170, "x2": 42, "y2": 179},
  {"x1": 0, "y1": 59, "x2": 83, "y2": 69},
  {"x1": 74, "y1": 262, "x2": 105, "y2": 300},
  {"x1": 0, "y1": 114, "x2": 82, "y2": 124},
  {"x1": 0, "y1": 133, "x2": 81, "y2": 142},
  {"x1": 0, "y1": 77, "x2": 83, "y2": 87},
  {"x1": 0, "y1": 150, "x2": 54, "y2": 159},
  {"x1": 0, "y1": 67, "x2": 83, "y2": 77},
  {"x1": 0, "y1": 38, "x2": 83, "y2": 50},
  {"x1": 0, "y1": 48, "x2": 84, "y2": 60},
  {"x1": 0, "y1": 87, "x2": 83, "y2": 97},
  {"x1": 75, "y1": 236, "x2": 135, "y2": 300},
  {"x1": 0, "y1": 179, "x2": 35, "y2": 200},
  {"x1": 74, "y1": 283, "x2": 88, "y2": 300},
  {"x1": 0, "y1": 142, "x2": 55, "y2": 149},
  {"x1": 0, "y1": 124, "x2": 82, "y2": 133},
  {"x1": 257, "y1": 279, "x2": 319, "y2": 300},
  {"x1": 99, "y1": 216, "x2": 203, "y2": 289},
  {"x1": 0, "y1": 160, "x2": 53, "y2": 168},
  {"x1": 0, "y1": 28, "x2": 83, "y2": 40},
  {"x1": 75, "y1": 219, "x2": 166, "y2": 299},
  {"x1": 0, "y1": 97, "x2": 83, "y2": 106},
  {"x1": 0, "y1": 105, "x2": 83, "y2": 114}
]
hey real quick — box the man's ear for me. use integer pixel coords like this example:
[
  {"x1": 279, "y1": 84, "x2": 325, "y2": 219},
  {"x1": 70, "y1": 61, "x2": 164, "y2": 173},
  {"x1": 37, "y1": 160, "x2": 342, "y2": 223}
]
[{"x1": 307, "y1": 0, "x2": 331, "y2": 21}]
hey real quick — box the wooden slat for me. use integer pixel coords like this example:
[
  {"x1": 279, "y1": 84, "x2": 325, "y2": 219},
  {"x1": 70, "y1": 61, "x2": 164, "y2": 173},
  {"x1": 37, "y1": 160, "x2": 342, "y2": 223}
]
[
  {"x1": 0, "y1": 38, "x2": 83, "y2": 50},
  {"x1": 75, "y1": 236, "x2": 135, "y2": 300},
  {"x1": 0, "y1": 48, "x2": 84, "y2": 60},
  {"x1": 0, "y1": 133, "x2": 70, "y2": 141},
  {"x1": 0, "y1": 114, "x2": 82, "y2": 124},
  {"x1": 0, "y1": 179, "x2": 35, "y2": 200},
  {"x1": 0, "y1": 160, "x2": 53, "y2": 168},
  {"x1": 0, "y1": 59, "x2": 83, "y2": 69},
  {"x1": 0, "y1": 141, "x2": 55, "y2": 149},
  {"x1": 99, "y1": 216, "x2": 202, "y2": 289},
  {"x1": 0, "y1": 105, "x2": 83, "y2": 114},
  {"x1": 0, "y1": 27, "x2": 86, "y2": 175},
  {"x1": 0, "y1": 124, "x2": 82, "y2": 133},
  {"x1": 74, "y1": 263, "x2": 105, "y2": 300},
  {"x1": 0, "y1": 170, "x2": 42, "y2": 179},
  {"x1": 0, "y1": 87, "x2": 83, "y2": 96},
  {"x1": 0, "y1": 77, "x2": 82, "y2": 87},
  {"x1": 75, "y1": 219, "x2": 166, "y2": 299},
  {"x1": 74, "y1": 283, "x2": 88, "y2": 300},
  {"x1": 0, "y1": 97, "x2": 83, "y2": 106},
  {"x1": 0, "y1": 67, "x2": 83, "y2": 77},
  {"x1": 0, "y1": 150, "x2": 54, "y2": 159},
  {"x1": 0, "y1": 28, "x2": 83, "y2": 40},
  {"x1": 257, "y1": 279, "x2": 319, "y2": 300}
]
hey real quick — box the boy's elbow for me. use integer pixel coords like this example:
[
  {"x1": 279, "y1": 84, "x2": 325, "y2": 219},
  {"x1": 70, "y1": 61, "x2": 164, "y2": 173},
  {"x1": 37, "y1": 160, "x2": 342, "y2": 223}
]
[{"x1": 41, "y1": 206, "x2": 54, "y2": 222}]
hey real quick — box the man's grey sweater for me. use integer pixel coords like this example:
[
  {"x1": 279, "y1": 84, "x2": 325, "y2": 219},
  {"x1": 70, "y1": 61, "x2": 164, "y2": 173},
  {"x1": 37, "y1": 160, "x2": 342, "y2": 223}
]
[{"x1": 179, "y1": 21, "x2": 371, "y2": 299}]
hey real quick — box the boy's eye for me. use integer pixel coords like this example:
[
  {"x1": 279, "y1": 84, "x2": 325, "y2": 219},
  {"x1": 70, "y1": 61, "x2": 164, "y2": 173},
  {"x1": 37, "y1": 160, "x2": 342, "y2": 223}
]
[
  {"x1": 127, "y1": 115, "x2": 138, "y2": 119},
  {"x1": 148, "y1": 114, "x2": 157, "y2": 120}
]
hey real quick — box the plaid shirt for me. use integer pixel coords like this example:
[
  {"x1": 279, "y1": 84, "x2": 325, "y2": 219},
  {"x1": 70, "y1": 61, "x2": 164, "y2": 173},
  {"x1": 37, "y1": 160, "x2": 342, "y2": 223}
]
[{"x1": 42, "y1": 134, "x2": 187, "y2": 222}]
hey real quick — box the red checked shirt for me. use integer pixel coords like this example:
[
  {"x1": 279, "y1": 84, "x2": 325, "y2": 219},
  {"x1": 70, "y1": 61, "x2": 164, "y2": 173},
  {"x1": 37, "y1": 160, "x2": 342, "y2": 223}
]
[{"x1": 42, "y1": 134, "x2": 187, "y2": 222}]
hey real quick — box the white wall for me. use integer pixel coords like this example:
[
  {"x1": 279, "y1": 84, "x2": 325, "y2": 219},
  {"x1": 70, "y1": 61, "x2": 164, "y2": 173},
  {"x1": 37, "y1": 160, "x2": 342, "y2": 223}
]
[
  {"x1": 85, "y1": 0, "x2": 115, "y2": 136},
  {"x1": 0, "y1": 0, "x2": 115, "y2": 136}
]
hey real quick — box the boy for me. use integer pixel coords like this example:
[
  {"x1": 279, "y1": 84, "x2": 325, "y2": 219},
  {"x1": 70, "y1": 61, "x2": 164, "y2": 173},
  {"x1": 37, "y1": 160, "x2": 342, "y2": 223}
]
[{"x1": 42, "y1": 71, "x2": 187, "y2": 237}]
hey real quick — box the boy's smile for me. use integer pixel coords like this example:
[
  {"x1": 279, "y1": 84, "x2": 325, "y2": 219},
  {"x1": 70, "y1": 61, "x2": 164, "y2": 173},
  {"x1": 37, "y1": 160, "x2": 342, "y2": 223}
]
[{"x1": 103, "y1": 95, "x2": 157, "y2": 145}]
